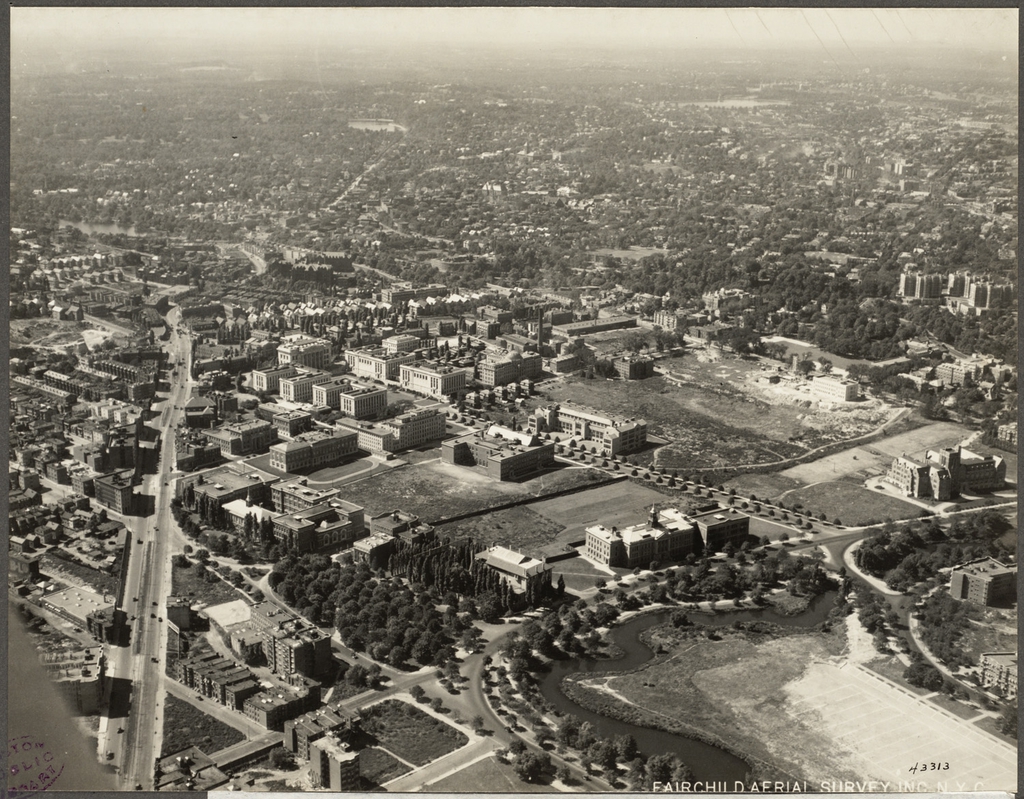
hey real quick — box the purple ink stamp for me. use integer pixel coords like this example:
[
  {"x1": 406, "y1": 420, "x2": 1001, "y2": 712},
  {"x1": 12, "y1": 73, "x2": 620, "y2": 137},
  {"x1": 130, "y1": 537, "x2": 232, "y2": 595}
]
[{"x1": 7, "y1": 736, "x2": 65, "y2": 796}]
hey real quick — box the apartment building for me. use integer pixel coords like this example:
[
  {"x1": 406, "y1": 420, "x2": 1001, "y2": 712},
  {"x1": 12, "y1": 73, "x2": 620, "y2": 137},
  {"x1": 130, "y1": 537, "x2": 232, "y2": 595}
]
[
  {"x1": 949, "y1": 558, "x2": 1017, "y2": 606},
  {"x1": 251, "y1": 603, "x2": 333, "y2": 678},
  {"x1": 308, "y1": 734, "x2": 361, "y2": 791},
  {"x1": 616, "y1": 356, "x2": 655, "y2": 380},
  {"x1": 93, "y1": 470, "x2": 134, "y2": 514},
  {"x1": 979, "y1": 653, "x2": 1017, "y2": 698}
]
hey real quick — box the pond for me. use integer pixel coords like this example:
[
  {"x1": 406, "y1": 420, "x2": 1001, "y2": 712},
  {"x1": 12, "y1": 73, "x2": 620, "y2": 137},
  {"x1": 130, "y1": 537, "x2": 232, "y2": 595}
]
[
  {"x1": 59, "y1": 219, "x2": 138, "y2": 237},
  {"x1": 537, "y1": 591, "x2": 838, "y2": 782}
]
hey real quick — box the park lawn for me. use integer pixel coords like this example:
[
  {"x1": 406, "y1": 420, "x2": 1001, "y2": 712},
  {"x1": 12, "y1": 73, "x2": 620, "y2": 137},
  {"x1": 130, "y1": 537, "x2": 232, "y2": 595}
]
[
  {"x1": 172, "y1": 562, "x2": 247, "y2": 608},
  {"x1": 341, "y1": 459, "x2": 608, "y2": 524},
  {"x1": 926, "y1": 692, "x2": 983, "y2": 721},
  {"x1": 777, "y1": 481, "x2": 922, "y2": 527},
  {"x1": 360, "y1": 699, "x2": 468, "y2": 767},
  {"x1": 569, "y1": 628, "x2": 856, "y2": 782},
  {"x1": 360, "y1": 746, "x2": 411, "y2": 785},
  {"x1": 160, "y1": 694, "x2": 245, "y2": 757},
  {"x1": 861, "y1": 657, "x2": 931, "y2": 696},
  {"x1": 425, "y1": 755, "x2": 553, "y2": 792}
]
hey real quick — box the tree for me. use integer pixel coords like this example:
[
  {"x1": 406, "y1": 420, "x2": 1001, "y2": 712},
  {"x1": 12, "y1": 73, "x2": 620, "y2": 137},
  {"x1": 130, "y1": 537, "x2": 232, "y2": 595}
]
[
  {"x1": 472, "y1": 715, "x2": 485, "y2": 731},
  {"x1": 268, "y1": 747, "x2": 295, "y2": 770},
  {"x1": 410, "y1": 684, "x2": 426, "y2": 702},
  {"x1": 513, "y1": 751, "x2": 550, "y2": 784}
]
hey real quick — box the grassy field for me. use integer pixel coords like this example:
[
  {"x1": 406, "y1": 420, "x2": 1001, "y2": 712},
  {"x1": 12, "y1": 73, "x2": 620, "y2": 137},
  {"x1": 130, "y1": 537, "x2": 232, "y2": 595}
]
[
  {"x1": 530, "y1": 480, "x2": 678, "y2": 540},
  {"x1": 160, "y1": 694, "x2": 246, "y2": 757},
  {"x1": 360, "y1": 746, "x2": 411, "y2": 785},
  {"x1": 543, "y1": 374, "x2": 810, "y2": 471},
  {"x1": 340, "y1": 460, "x2": 609, "y2": 523},
  {"x1": 41, "y1": 554, "x2": 120, "y2": 595},
  {"x1": 425, "y1": 755, "x2": 553, "y2": 792},
  {"x1": 776, "y1": 480, "x2": 922, "y2": 526},
  {"x1": 568, "y1": 628, "x2": 857, "y2": 782},
  {"x1": 360, "y1": 699, "x2": 468, "y2": 767},
  {"x1": 171, "y1": 563, "x2": 246, "y2": 608},
  {"x1": 438, "y1": 506, "x2": 566, "y2": 553}
]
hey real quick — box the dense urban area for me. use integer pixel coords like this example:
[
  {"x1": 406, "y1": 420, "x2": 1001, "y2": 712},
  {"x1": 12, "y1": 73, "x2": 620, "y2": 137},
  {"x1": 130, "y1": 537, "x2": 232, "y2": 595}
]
[{"x1": 8, "y1": 27, "x2": 1017, "y2": 795}]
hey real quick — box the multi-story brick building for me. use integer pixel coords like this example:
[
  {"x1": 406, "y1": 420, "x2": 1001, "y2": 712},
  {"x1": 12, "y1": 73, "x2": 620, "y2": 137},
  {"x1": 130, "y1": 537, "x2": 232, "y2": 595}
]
[
  {"x1": 271, "y1": 499, "x2": 366, "y2": 553},
  {"x1": 811, "y1": 376, "x2": 860, "y2": 402},
  {"x1": 979, "y1": 652, "x2": 1017, "y2": 698},
  {"x1": 271, "y1": 478, "x2": 342, "y2": 515},
  {"x1": 175, "y1": 651, "x2": 261, "y2": 710},
  {"x1": 203, "y1": 419, "x2": 277, "y2": 456},
  {"x1": 284, "y1": 705, "x2": 359, "y2": 760},
  {"x1": 250, "y1": 603, "x2": 333, "y2": 678},
  {"x1": 477, "y1": 352, "x2": 543, "y2": 387},
  {"x1": 380, "y1": 281, "x2": 447, "y2": 304},
  {"x1": 949, "y1": 558, "x2": 1017, "y2": 606},
  {"x1": 442, "y1": 425, "x2": 555, "y2": 481},
  {"x1": 885, "y1": 446, "x2": 1005, "y2": 500},
  {"x1": 345, "y1": 348, "x2": 417, "y2": 382},
  {"x1": 93, "y1": 470, "x2": 134, "y2": 514},
  {"x1": 399, "y1": 362, "x2": 468, "y2": 399},
  {"x1": 530, "y1": 403, "x2": 647, "y2": 456},
  {"x1": 277, "y1": 337, "x2": 332, "y2": 370},
  {"x1": 690, "y1": 507, "x2": 751, "y2": 553},
  {"x1": 252, "y1": 365, "x2": 299, "y2": 394},
  {"x1": 308, "y1": 733, "x2": 361, "y2": 791},
  {"x1": 336, "y1": 407, "x2": 446, "y2": 455},
  {"x1": 273, "y1": 410, "x2": 314, "y2": 439},
  {"x1": 280, "y1": 370, "x2": 333, "y2": 403},
  {"x1": 268, "y1": 429, "x2": 359, "y2": 473},
  {"x1": 312, "y1": 380, "x2": 387, "y2": 419},
  {"x1": 242, "y1": 676, "x2": 320, "y2": 731},
  {"x1": 615, "y1": 356, "x2": 655, "y2": 380},
  {"x1": 474, "y1": 545, "x2": 552, "y2": 592},
  {"x1": 586, "y1": 507, "x2": 697, "y2": 568}
]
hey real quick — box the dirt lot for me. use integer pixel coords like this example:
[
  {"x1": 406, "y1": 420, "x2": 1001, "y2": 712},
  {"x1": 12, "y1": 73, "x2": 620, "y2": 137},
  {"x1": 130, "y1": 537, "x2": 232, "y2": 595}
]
[
  {"x1": 776, "y1": 481, "x2": 922, "y2": 527},
  {"x1": 340, "y1": 460, "x2": 609, "y2": 524},
  {"x1": 437, "y1": 506, "x2": 566, "y2": 554}
]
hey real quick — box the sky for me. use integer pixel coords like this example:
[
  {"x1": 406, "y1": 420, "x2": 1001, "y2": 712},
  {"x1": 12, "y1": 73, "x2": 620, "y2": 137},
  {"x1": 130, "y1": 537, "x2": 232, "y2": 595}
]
[{"x1": 11, "y1": 7, "x2": 1019, "y2": 60}]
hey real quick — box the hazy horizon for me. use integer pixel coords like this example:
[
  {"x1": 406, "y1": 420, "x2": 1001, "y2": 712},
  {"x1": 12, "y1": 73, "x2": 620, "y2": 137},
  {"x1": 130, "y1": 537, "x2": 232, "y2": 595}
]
[{"x1": 13, "y1": 7, "x2": 1019, "y2": 70}]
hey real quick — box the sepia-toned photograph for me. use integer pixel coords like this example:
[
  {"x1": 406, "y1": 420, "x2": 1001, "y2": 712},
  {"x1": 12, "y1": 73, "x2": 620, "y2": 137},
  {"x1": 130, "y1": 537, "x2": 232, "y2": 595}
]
[{"x1": 7, "y1": 7, "x2": 1018, "y2": 796}]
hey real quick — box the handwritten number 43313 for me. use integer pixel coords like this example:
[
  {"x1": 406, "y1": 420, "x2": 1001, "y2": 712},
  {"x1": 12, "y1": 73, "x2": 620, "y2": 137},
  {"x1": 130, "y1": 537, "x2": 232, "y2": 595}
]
[{"x1": 909, "y1": 763, "x2": 949, "y2": 774}]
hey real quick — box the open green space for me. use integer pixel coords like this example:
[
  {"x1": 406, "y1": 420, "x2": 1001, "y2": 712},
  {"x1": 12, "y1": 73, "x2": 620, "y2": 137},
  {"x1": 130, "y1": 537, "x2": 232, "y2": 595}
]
[
  {"x1": 41, "y1": 554, "x2": 120, "y2": 595},
  {"x1": 566, "y1": 626, "x2": 849, "y2": 782},
  {"x1": 530, "y1": 479, "x2": 677, "y2": 540},
  {"x1": 172, "y1": 562, "x2": 247, "y2": 607},
  {"x1": 359, "y1": 746, "x2": 411, "y2": 785},
  {"x1": 776, "y1": 480, "x2": 921, "y2": 526},
  {"x1": 425, "y1": 755, "x2": 553, "y2": 793},
  {"x1": 542, "y1": 374, "x2": 811, "y2": 471},
  {"x1": 438, "y1": 506, "x2": 566, "y2": 554},
  {"x1": 160, "y1": 694, "x2": 246, "y2": 757},
  {"x1": 959, "y1": 606, "x2": 1017, "y2": 664},
  {"x1": 339, "y1": 460, "x2": 609, "y2": 523},
  {"x1": 359, "y1": 699, "x2": 468, "y2": 767}
]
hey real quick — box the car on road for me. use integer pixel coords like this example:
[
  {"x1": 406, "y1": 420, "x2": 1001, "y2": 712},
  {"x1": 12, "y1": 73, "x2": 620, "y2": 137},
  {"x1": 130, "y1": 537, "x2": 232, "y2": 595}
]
[
  {"x1": 150, "y1": 613, "x2": 156, "y2": 619},
  {"x1": 151, "y1": 657, "x2": 159, "y2": 663},
  {"x1": 138, "y1": 538, "x2": 143, "y2": 544},
  {"x1": 152, "y1": 602, "x2": 157, "y2": 606},
  {"x1": 133, "y1": 597, "x2": 138, "y2": 602},
  {"x1": 157, "y1": 617, "x2": 162, "y2": 622}
]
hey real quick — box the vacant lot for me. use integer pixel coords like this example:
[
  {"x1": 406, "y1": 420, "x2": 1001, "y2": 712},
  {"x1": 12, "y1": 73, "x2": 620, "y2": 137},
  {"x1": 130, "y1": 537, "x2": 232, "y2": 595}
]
[
  {"x1": 341, "y1": 460, "x2": 608, "y2": 523},
  {"x1": 959, "y1": 606, "x2": 1018, "y2": 664},
  {"x1": 777, "y1": 481, "x2": 922, "y2": 526},
  {"x1": 531, "y1": 480, "x2": 675, "y2": 539},
  {"x1": 426, "y1": 755, "x2": 553, "y2": 793},
  {"x1": 41, "y1": 554, "x2": 120, "y2": 596},
  {"x1": 172, "y1": 563, "x2": 246, "y2": 608},
  {"x1": 438, "y1": 506, "x2": 566, "y2": 553},
  {"x1": 360, "y1": 699, "x2": 468, "y2": 767},
  {"x1": 160, "y1": 694, "x2": 245, "y2": 757},
  {"x1": 360, "y1": 746, "x2": 411, "y2": 786}
]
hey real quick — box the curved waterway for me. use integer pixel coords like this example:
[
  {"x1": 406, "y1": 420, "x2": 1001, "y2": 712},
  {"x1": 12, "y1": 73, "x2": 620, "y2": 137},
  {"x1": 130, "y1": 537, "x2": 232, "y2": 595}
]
[{"x1": 537, "y1": 591, "x2": 838, "y2": 781}]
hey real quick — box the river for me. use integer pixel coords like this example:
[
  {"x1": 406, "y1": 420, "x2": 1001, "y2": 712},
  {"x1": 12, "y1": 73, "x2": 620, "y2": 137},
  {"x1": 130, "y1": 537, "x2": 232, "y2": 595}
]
[
  {"x1": 537, "y1": 591, "x2": 838, "y2": 782},
  {"x1": 58, "y1": 219, "x2": 138, "y2": 237}
]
